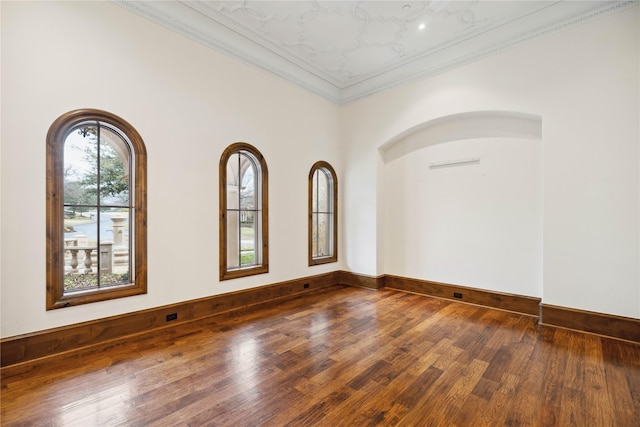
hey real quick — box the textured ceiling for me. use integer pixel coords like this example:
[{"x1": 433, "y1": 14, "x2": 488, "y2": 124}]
[{"x1": 116, "y1": 1, "x2": 634, "y2": 104}]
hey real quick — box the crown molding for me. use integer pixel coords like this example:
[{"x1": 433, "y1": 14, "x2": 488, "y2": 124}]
[
  {"x1": 114, "y1": 1, "x2": 637, "y2": 105},
  {"x1": 115, "y1": 0, "x2": 343, "y2": 103},
  {"x1": 341, "y1": 0, "x2": 637, "y2": 103}
]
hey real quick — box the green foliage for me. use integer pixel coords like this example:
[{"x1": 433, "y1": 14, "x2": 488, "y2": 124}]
[
  {"x1": 64, "y1": 164, "x2": 94, "y2": 214},
  {"x1": 240, "y1": 251, "x2": 255, "y2": 265},
  {"x1": 78, "y1": 137, "x2": 129, "y2": 200}
]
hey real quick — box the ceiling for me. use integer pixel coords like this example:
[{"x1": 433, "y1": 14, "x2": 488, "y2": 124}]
[{"x1": 116, "y1": 1, "x2": 634, "y2": 104}]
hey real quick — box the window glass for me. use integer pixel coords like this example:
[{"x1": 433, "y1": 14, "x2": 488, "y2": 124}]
[
  {"x1": 220, "y1": 143, "x2": 268, "y2": 280},
  {"x1": 47, "y1": 110, "x2": 146, "y2": 309},
  {"x1": 309, "y1": 162, "x2": 337, "y2": 265}
]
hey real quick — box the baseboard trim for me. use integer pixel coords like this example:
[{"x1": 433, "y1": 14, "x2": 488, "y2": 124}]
[
  {"x1": 384, "y1": 274, "x2": 541, "y2": 316},
  {"x1": 0, "y1": 272, "x2": 339, "y2": 368},
  {"x1": 540, "y1": 303, "x2": 640, "y2": 343},
  {"x1": 337, "y1": 270, "x2": 385, "y2": 289},
  {"x1": 3, "y1": 271, "x2": 637, "y2": 368}
]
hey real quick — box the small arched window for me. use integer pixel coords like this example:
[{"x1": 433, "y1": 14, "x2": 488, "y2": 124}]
[
  {"x1": 219, "y1": 143, "x2": 268, "y2": 280},
  {"x1": 46, "y1": 109, "x2": 147, "y2": 309},
  {"x1": 309, "y1": 161, "x2": 337, "y2": 265}
]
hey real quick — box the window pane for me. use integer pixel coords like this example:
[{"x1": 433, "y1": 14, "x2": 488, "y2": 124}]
[
  {"x1": 100, "y1": 127, "x2": 130, "y2": 206},
  {"x1": 311, "y1": 213, "x2": 318, "y2": 258},
  {"x1": 100, "y1": 207, "x2": 130, "y2": 287},
  {"x1": 316, "y1": 169, "x2": 329, "y2": 212},
  {"x1": 63, "y1": 219, "x2": 98, "y2": 293},
  {"x1": 240, "y1": 154, "x2": 257, "y2": 210},
  {"x1": 64, "y1": 207, "x2": 96, "y2": 239},
  {"x1": 64, "y1": 126, "x2": 98, "y2": 206},
  {"x1": 227, "y1": 154, "x2": 240, "y2": 210},
  {"x1": 101, "y1": 207, "x2": 129, "y2": 247},
  {"x1": 241, "y1": 212, "x2": 256, "y2": 267},
  {"x1": 312, "y1": 170, "x2": 319, "y2": 212},
  {"x1": 316, "y1": 213, "x2": 331, "y2": 257},
  {"x1": 227, "y1": 210, "x2": 240, "y2": 269}
]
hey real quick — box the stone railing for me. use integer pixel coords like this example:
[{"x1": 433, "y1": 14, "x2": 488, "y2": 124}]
[{"x1": 64, "y1": 238, "x2": 114, "y2": 275}]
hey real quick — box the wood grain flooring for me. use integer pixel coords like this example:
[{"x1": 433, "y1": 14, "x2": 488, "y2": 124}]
[{"x1": 2, "y1": 285, "x2": 639, "y2": 426}]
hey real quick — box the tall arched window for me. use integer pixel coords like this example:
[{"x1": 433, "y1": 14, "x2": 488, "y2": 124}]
[
  {"x1": 219, "y1": 143, "x2": 268, "y2": 280},
  {"x1": 46, "y1": 109, "x2": 147, "y2": 310},
  {"x1": 309, "y1": 161, "x2": 337, "y2": 265}
]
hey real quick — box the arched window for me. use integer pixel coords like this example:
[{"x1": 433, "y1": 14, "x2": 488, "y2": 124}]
[
  {"x1": 219, "y1": 143, "x2": 268, "y2": 280},
  {"x1": 309, "y1": 161, "x2": 337, "y2": 265},
  {"x1": 46, "y1": 109, "x2": 147, "y2": 309}
]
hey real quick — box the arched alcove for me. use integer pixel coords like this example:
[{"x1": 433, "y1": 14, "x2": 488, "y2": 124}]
[
  {"x1": 379, "y1": 111, "x2": 542, "y2": 163},
  {"x1": 379, "y1": 111, "x2": 543, "y2": 297}
]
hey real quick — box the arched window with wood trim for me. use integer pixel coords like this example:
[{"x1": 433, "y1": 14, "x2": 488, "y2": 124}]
[
  {"x1": 219, "y1": 143, "x2": 268, "y2": 280},
  {"x1": 46, "y1": 109, "x2": 147, "y2": 310},
  {"x1": 309, "y1": 161, "x2": 337, "y2": 265}
]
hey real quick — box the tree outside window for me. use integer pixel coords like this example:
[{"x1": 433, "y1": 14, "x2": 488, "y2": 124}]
[{"x1": 47, "y1": 110, "x2": 146, "y2": 309}]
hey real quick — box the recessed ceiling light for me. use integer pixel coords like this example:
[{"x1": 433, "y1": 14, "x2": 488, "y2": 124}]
[{"x1": 418, "y1": 23, "x2": 426, "y2": 30}]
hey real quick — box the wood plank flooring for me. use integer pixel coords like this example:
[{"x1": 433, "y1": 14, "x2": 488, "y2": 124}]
[{"x1": 2, "y1": 285, "x2": 639, "y2": 426}]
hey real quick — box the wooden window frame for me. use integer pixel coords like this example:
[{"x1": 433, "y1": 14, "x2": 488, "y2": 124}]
[
  {"x1": 46, "y1": 109, "x2": 147, "y2": 310},
  {"x1": 308, "y1": 161, "x2": 338, "y2": 266},
  {"x1": 219, "y1": 142, "x2": 269, "y2": 280}
]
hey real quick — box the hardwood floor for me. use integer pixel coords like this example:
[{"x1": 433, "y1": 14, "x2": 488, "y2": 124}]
[{"x1": 2, "y1": 285, "x2": 639, "y2": 426}]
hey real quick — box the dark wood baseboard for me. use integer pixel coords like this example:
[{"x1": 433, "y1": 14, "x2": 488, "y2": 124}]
[
  {"x1": 384, "y1": 274, "x2": 541, "y2": 316},
  {"x1": 3, "y1": 270, "x2": 637, "y2": 368},
  {"x1": 337, "y1": 270, "x2": 385, "y2": 289},
  {"x1": 0, "y1": 272, "x2": 339, "y2": 368},
  {"x1": 540, "y1": 303, "x2": 640, "y2": 343}
]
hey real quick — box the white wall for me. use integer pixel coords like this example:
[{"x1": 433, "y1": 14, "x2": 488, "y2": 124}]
[
  {"x1": 384, "y1": 136, "x2": 542, "y2": 297},
  {"x1": 341, "y1": 6, "x2": 639, "y2": 318},
  {"x1": 0, "y1": 1, "x2": 342, "y2": 337},
  {"x1": 1, "y1": 2, "x2": 638, "y2": 339}
]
